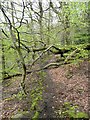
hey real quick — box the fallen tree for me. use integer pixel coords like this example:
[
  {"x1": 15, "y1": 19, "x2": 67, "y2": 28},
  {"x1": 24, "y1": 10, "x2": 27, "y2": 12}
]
[{"x1": 3, "y1": 44, "x2": 89, "y2": 80}]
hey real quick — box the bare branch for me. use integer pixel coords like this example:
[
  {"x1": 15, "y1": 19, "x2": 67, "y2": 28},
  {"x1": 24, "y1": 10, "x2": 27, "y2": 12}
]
[{"x1": 1, "y1": 29, "x2": 9, "y2": 38}]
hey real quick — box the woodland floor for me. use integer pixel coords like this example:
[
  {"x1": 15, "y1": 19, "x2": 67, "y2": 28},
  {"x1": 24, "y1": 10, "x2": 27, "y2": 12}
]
[{"x1": 0, "y1": 54, "x2": 90, "y2": 119}]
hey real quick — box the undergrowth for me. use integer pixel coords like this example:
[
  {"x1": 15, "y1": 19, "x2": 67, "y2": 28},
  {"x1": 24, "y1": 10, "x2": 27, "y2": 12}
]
[
  {"x1": 30, "y1": 71, "x2": 46, "y2": 120},
  {"x1": 56, "y1": 102, "x2": 89, "y2": 119}
]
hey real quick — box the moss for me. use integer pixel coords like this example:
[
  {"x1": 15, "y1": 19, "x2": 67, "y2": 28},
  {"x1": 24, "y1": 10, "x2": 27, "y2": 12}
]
[{"x1": 11, "y1": 111, "x2": 29, "y2": 119}]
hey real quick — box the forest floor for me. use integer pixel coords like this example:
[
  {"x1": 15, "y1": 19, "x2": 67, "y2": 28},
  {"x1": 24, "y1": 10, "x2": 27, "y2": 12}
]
[{"x1": 0, "y1": 54, "x2": 89, "y2": 119}]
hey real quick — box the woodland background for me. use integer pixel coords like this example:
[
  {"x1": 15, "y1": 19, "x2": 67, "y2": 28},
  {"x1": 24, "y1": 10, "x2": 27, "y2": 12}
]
[{"x1": 0, "y1": 1, "x2": 90, "y2": 119}]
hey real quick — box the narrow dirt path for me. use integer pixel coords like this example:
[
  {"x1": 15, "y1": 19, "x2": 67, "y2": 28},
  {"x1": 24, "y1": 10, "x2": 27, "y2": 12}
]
[
  {"x1": 40, "y1": 70, "x2": 58, "y2": 118},
  {"x1": 39, "y1": 55, "x2": 63, "y2": 118},
  {"x1": 40, "y1": 57, "x2": 89, "y2": 118}
]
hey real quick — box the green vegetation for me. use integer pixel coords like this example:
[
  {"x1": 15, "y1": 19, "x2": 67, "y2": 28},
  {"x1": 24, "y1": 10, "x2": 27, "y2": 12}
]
[
  {"x1": 57, "y1": 102, "x2": 89, "y2": 118},
  {"x1": 0, "y1": 1, "x2": 89, "y2": 119},
  {"x1": 30, "y1": 71, "x2": 45, "y2": 119}
]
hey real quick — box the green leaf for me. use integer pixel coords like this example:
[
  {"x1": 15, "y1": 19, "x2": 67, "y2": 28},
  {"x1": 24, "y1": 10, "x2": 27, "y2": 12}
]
[
  {"x1": 76, "y1": 112, "x2": 88, "y2": 118},
  {"x1": 32, "y1": 111, "x2": 39, "y2": 120}
]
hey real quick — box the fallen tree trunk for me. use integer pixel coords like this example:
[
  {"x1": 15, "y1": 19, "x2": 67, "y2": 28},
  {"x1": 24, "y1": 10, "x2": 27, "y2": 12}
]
[
  {"x1": 4, "y1": 44, "x2": 89, "y2": 80},
  {"x1": 43, "y1": 62, "x2": 61, "y2": 69}
]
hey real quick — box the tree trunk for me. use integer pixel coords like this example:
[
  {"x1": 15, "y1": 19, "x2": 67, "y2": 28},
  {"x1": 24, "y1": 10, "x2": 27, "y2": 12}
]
[
  {"x1": 2, "y1": 39, "x2": 6, "y2": 80},
  {"x1": 39, "y1": 0, "x2": 43, "y2": 42}
]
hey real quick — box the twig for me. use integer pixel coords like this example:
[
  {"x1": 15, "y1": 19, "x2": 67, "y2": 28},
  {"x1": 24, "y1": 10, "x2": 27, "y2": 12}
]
[{"x1": 64, "y1": 48, "x2": 79, "y2": 64}]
